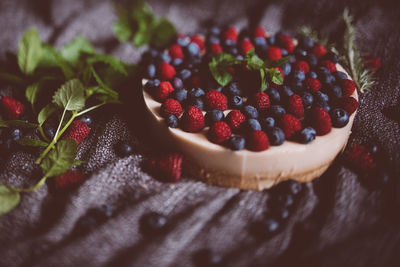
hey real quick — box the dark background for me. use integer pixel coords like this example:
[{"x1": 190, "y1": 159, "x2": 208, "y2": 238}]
[{"x1": 0, "y1": 0, "x2": 400, "y2": 266}]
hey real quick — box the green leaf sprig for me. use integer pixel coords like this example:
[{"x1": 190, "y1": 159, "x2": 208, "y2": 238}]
[{"x1": 209, "y1": 49, "x2": 290, "y2": 91}]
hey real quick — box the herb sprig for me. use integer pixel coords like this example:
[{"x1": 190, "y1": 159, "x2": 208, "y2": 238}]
[{"x1": 209, "y1": 49, "x2": 290, "y2": 91}]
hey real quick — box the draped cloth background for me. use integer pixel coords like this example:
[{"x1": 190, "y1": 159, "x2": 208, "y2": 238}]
[{"x1": 0, "y1": 0, "x2": 400, "y2": 266}]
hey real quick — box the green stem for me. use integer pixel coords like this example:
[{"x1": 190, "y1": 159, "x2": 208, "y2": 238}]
[
  {"x1": 38, "y1": 125, "x2": 50, "y2": 143},
  {"x1": 4, "y1": 175, "x2": 49, "y2": 193},
  {"x1": 54, "y1": 107, "x2": 68, "y2": 143},
  {"x1": 76, "y1": 102, "x2": 105, "y2": 117}
]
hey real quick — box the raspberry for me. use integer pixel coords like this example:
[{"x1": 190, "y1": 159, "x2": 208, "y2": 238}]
[
  {"x1": 252, "y1": 92, "x2": 270, "y2": 111},
  {"x1": 340, "y1": 79, "x2": 357, "y2": 97},
  {"x1": 294, "y1": 61, "x2": 310, "y2": 73},
  {"x1": 266, "y1": 46, "x2": 282, "y2": 61},
  {"x1": 247, "y1": 130, "x2": 269, "y2": 151},
  {"x1": 312, "y1": 44, "x2": 327, "y2": 59},
  {"x1": 0, "y1": 96, "x2": 25, "y2": 120},
  {"x1": 240, "y1": 39, "x2": 254, "y2": 55},
  {"x1": 53, "y1": 170, "x2": 85, "y2": 190},
  {"x1": 148, "y1": 153, "x2": 184, "y2": 182},
  {"x1": 279, "y1": 114, "x2": 302, "y2": 138},
  {"x1": 311, "y1": 107, "x2": 332, "y2": 136},
  {"x1": 161, "y1": 98, "x2": 182, "y2": 117},
  {"x1": 224, "y1": 26, "x2": 238, "y2": 42},
  {"x1": 277, "y1": 34, "x2": 295, "y2": 53},
  {"x1": 181, "y1": 106, "x2": 205, "y2": 132},
  {"x1": 337, "y1": 96, "x2": 358, "y2": 115},
  {"x1": 159, "y1": 62, "x2": 176, "y2": 81},
  {"x1": 226, "y1": 110, "x2": 246, "y2": 131},
  {"x1": 208, "y1": 121, "x2": 232, "y2": 144},
  {"x1": 320, "y1": 60, "x2": 337, "y2": 73},
  {"x1": 63, "y1": 120, "x2": 90, "y2": 144},
  {"x1": 363, "y1": 55, "x2": 381, "y2": 72},
  {"x1": 191, "y1": 35, "x2": 205, "y2": 52},
  {"x1": 205, "y1": 90, "x2": 228, "y2": 111},
  {"x1": 343, "y1": 144, "x2": 376, "y2": 173},
  {"x1": 305, "y1": 77, "x2": 322, "y2": 92},
  {"x1": 287, "y1": 94, "x2": 304, "y2": 118},
  {"x1": 253, "y1": 26, "x2": 267, "y2": 38},
  {"x1": 210, "y1": 42, "x2": 222, "y2": 56},
  {"x1": 169, "y1": 44, "x2": 184, "y2": 59},
  {"x1": 155, "y1": 81, "x2": 174, "y2": 101}
]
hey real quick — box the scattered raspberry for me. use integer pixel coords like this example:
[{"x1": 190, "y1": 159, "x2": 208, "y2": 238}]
[
  {"x1": 305, "y1": 77, "x2": 322, "y2": 92},
  {"x1": 191, "y1": 35, "x2": 205, "y2": 52},
  {"x1": 53, "y1": 170, "x2": 86, "y2": 190},
  {"x1": 312, "y1": 44, "x2": 327, "y2": 59},
  {"x1": 205, "y1": 90, "x2": 228, "y2": 111},
  {"x1": 253, "y1": 26, "x2": 267, "y2": 38},
  {"x1": 252, "y1": 92, "x2": 270, "y2": 111},
  {"x1": 240, "y1": 39, "x2": 254, "y2": 55},
  {"x1": 294, "y1": 61, "x2": 310, "y2": 73},
  {"x1": 63, "y1": 120, "x2": 90, "y2": 144},
  {"x1": 287, "y1": 94, "x2": 304, "y2": 118},
  {"x1": 155, "y1": 81, "x2": 174, "y2": 101},
  {"x1": 247, "y1": 130, "x2": 270, "y2": 151},
  {"x1": 279, "y1": 114, "x2": 302, "y2": 138},
  {"x1": 0, "y1": 96, "x2": 25, "y2": 120},
  {"x1": 311, "y1": 107, "x2": 331, "y2": 136},
  {"x1": 159, "y1": 62, "x2": 176, "y2": 81},
  {"x1": 343, "y1": 144, "x2": 376, "y2": 173},
  {"x1": 224, "y1": 26, "x2": 238, "y2": 42},
  {"x1": 169, "y1": 44, "x2": 184, "y2": 59},
  {"x1": 266, "y1": 46, "x2": 282, "y2": 61},
  {"x1": 337, "y1": 96, "x2": 359, "y2": 115},
  {"x1": 208, "y1": 121, "x2": 232, "y2": 144},
  {"x1": 161, "y1": 98, "x2": 182, "y2": 117},
  {"x1": 320, "y1": 60, "x2": 337, "y2": 73},
  {"x1": 181, "y1": 106, "x2": 205, "y2": 132},
  {"x1": 210, "y1": 42, "x2": 222, "y2": 56},
  {"x1": 363, "y1": 55, "x2": 381, "y2": 72},
  {"x1": 226, "y1": 110, "x2": 246, "y2": 131},
  {"x1": 277, "y1": 34, "x2": 295, "y2": 53},
  {"x1": 148, "y1": 153, "x2": 184, "y2": 182},
  {"x1": 340, "y1": 79, "x2": 357, "y2": 97}
]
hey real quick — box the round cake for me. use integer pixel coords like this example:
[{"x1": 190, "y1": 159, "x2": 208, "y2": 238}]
[{"x1": 140, "y1": 26, "x2": 359, "y2": 190}]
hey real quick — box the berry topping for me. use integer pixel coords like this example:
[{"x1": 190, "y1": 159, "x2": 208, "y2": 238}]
[
  {"x1": 205, "y1": 90, "x2": 228, "y2": 111},
  {"x1": 169, "y1": 44, "x2": 184, "y2": 59},
  {"x1": 330, "y1": 108, "x2": 349, "y2": 128},
  {"x1": 298, "y1": 127, "x2": 317, "y2": 144},
  {"x1": 305, "y1": 77, "x2": 322, "y2": 92},
  {"x1": 287, "y1": 94, "x2": 304, "y2": 118},
  {"x1": 240, "y1": 39, "x2": 254, "y2": 55},
  {"x1": 226, "y1": 110, "x2": 246, "y2": 131},
  {"x1": 312, "y1": 44, "x2": 327, "y2": 59},
  {"x1": 208, "y1": 121, "x2": 232, "y2": 144},
  {"x1": 166, "y1": 114, "x2": 179, "y2": 128},
  {"x1": 181, "y1": 106, "x2": 205, "y2": 132},
  {"x1": 253, "y1": 26, "x2": 267, "y2": 38},
  {"x1": 247, "y1": 130, "x2": 269, "y2": 152},
  {"x1": 294, "y1": 61, "x2": 310, "y2": 73},
  {"x1": 252, "y1": 92, "x2": 270, "y2": 111},
  {"x1": 242, "y1": 105, "x2": 259, "y2": 119},
  {"x1": 320, "y1": 60, "x2": 337, "y2": 73},
  {"x1": 161, "y1": 98, "x2": 183, "y2": 117},
  {"x1": 227, "y1": 135, "x2": 246, "y2": 150},
  {"x1": 340, "y1": 79, "x2": 357, "y2": 97},
  {"x1": 63, "y1": 120, "x2": 90, "y2": 144},
  {"x1": 155, "y1": 81, "x2": 174, "y2": 101},
  {"x1": 266, "y1": 46, "x2": 282, "y2": 61},
  {"x1": 267, "y1": 127, "x2": 285, "y2": 146},
  {"x1": 0, "y1": 96, "x2": 25, "y2": 120},
  {"x1": 224, "y1": 26, "x2": 239, "y2": 42},
  {"x1": 210, "y1": 42, "x2": 222, "y2": 56},
  {"x1": 205, "y1": 109, "x2": 224, "y2": 126},
  {"x1": 159, "y1": 62, "x2": 176, "y2": 80},
  {"x1": 279, "y1": 114, "x2": 302, "y2": 138},
  {"x1": 277, "y1": 34, "x2": 295, "y2": 53},
  {"x1": 311, "y1": 107, "x2": 332, "y2": 135},
  {"x1": 190, "y1": 35, "x2": 205, "y2": 52},
  {"x1": 337, "y1": 96, "x2": 358, "y2": 115}
]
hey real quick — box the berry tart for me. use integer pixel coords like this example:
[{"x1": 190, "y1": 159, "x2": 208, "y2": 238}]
[{"x1": 141, "y1": 26, "x2": 358, "y2": 190}]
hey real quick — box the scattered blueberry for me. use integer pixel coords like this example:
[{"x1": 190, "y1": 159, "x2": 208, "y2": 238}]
[
  {"x1": 280, "y1": 85, "x2": 294, "y2": 99},
  {"x1": 260, "y1": 117, "x2": 275, "y2": 131},
  {"x1": 324, "y1": 51, "x2": 339, "y2": 63},
  {"x1": 226, "y1": 82, "x2": 242, "y2": 96},
  {"x1": 146, "y1": 64, "x2": 156, "y2": 78},
  {"x1": 306, "y1": 54, "x2": 318, "y2": 67},
  {"x1": 157, "y1": 52, "x2": 171, "y2": 63},
  {"x1": 145, "y1": 79, "x2": 160, "y2": 92},
  {"x1": 227, "y1": 135, "x2": 246, "y2": 151},
  {"x1": 333, "y1": 71, "x2": 348, "y2": 80},
  {"x1": 315, "y1": 91, "x2": 329, "y2": 103},
  {"x1": 188, "y1": 88, "x2": 205, "y2": 99},
  {"x1": 330, "y1": 108, "x2": 349, "y2": 128},
  {"x1": 166, "y1": 114, "x2": 179, "y2": 128},
  {"x1": 43, "y1": 124, "x2": 56, "y2": 139},
  {"x1": 115, "y1": 141, "x2": 134, "y2": 157},
  {"x1": 301, "y1": 92, "x2": 314, "y2": 109},
  {"x1": 316, "y1": 66, "x2": 330, "y2": 76},
  {"x1": 188, "y1": 98, "x2": 204, "y2": 110},
  {"x1": 187, "y1": 42, "x2": 200, "y2": 57},
  {"x1": 208, "y1": 36, "x2": 220, "y2": 44},
  {"x1": 298, "y1": 36, "x2": 314, "y2": 49},
  {"x1": 173, "y1": 89, "x2": 188, "y2": 103},
  {"x1": 327, "y1": 85, "x2": 343, "y2": 99},
  {"x1": 79, "y1": 115, "x2": 93, "y2": 126},
  {"x1": 292, "y1": 70, "x2": 306, "y2": 81},
  {"x1": 268, "y1": 36, "x2": 276, "y2": 45},
  {"x1": 228, "y1": 46, "x2": 239, "y2": 55},
  {"x1": 172, "y1": 58, "x2": 183, "y2": 67},
  {"x1": 308, "y1": 71, "x2": 317, "y2": 79},
  {"x1": 230, "y1": 95, "x2": 243, "y2": 109},
  {"x1": 242, "y1": 105, "x2": 259, "y2": 119},
  {"x1": 205, "y1": 109, "x2": 224, "y2": 126},
  {"x1": 210, "y1": 26, "x2": 221, "y2": 36},
  {"x1": 294, "y1": 48, "x2": 307, "y2": 59},
  {"x1": 315, "y1": 100, "x2": 331, "y2": 112},
  {"x1": 9, "y1": 128, "x2": 22, "y2": 141},
  {"x1": 268, "y1": 105, "x2": 286, "y2": 118},
  {"x1": 281, "y1": 62, "x2": 292, "y2": 76},
  {"x1": 298, "y1": 127, "x2": 316, "y2": 144},
  {"x1": 267, "y1": 127, "x2": 285, "y2": 146},
  {"x1": 254, "y1": 37, "x2": 268, "y2": 50},
  {"x1": 179, "y1": 69, "x2": 192, "y2": 80},
  {"x1": 177, "y1": 36, "x2": 190, "y2": 47},
  {"x1": 267, "y1": 88, "x2": 281, "y2": 104},
  {"x1": 140, "y1": 212, "x2": 167, "y2": 234},
  {"x1": 172, "y1": 77, "x2": 183, "y2": 90},
  {"x1": 281, "y1": 48, "x2": 288, "y2": 56},
  {"x1": 242, "y1": 119, "x2": 262, "y2": 132}
]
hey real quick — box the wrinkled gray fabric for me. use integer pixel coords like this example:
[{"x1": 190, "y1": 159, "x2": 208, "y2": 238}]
[{"x1": 0, "y1": 0, "x2": 400, "y2": 266}]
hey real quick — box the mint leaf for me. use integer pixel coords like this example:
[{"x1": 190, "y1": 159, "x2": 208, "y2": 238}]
[
  {"x1": 42, "y1": 45, "x2": 75, "y2": 79},
  {"x1": 264, "y1": 56, "x2": 291, "y2": 68},
  {"x1": 209, "y1": 53, "x2": 241, "y2": 87},
  {"x1": 40, "y1": 139, "x2": 77, "y2": 178},
  {"x1": 267, "y1": 68, "x2": 283, "y2": 85},
  {"x1": 87, "y1": 54, "x2": 128, "y2": 75},
  {"x1": 113, "y1": 17, "x2": 132, "y2": 42},
  {"x1": 53, "y1": 79, "x2": 85, "y2": 111},
  {"x1": 25, "y1": 82, "x2": 41, "y2": 107},
  {"x1": 17, "y1": 138, "x2": 49, "y2": 147},
  {"x1": 151, "y1": 18, "x2": 177, "y2": 47},
  {"x1": 0, "y1": 186, "x2": 20, "y2": 215},
  {"x1": 0, "y1": 120, "x2": 38, "y2": 128},
  {"x1": 38, "y1": 104, "x2": 57, "y2": 126},
  {"x1": 17, "y1": 28, "x2": 44, "y2": 75},
  {"x1": 61, "y1": 36, "x2": 96, "y2": 65},
  {"x1": 260, "y1": 68, "x2": 268, "y2": 91},
  {"x1": 89, "y1": 65, "x2": 119, "y2": 99},
  {"x1": 245, "y1": 49, "x2": 264, "y2": 70}
]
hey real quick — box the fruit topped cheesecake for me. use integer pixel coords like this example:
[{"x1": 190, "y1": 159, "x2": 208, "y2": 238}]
[{"x1": 140, "y1": 25, "x2": 359, "y2": 190}]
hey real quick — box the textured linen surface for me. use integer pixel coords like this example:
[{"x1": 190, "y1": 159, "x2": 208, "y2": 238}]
[{"x1": 0, "y1": 0, "x2": 400, "y2": 266}]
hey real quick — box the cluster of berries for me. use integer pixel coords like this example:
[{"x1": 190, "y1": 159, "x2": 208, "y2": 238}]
[{"x1": 142, "y1": 25, "x2": 359, "y2": 152}]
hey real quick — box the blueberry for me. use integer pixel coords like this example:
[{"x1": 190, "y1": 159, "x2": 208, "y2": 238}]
[
  {"x1": 115, "y1": 141, "x2": 134, "y2": 157},
  {"x1": 330, "y1": 108, "x2": 349, "y2": 128},
  {"x1": 192, "y1": 248, "x2": 222, "y2": 267},
  {"x1": 327, "y1": 85, "x2": 342, "y2": 99},
  {"x1": 224, "y1": 39, "x2": 236, "y2": 47},
  {"x1": 188, "y1": 88, "x2": 205, "y2": 99},
  {"x1": 179, "y1": 69, "x2": 192, "y2": 80},
  {"x1": 205, "y1": 109, "x2": 224, "y2": 126},
  {"x1": 226, "y1": 82, "x2": 242, "y2": 96},
  {"x1": 228, "y1": 46, "x2": 239, "y2": 55},
  {"x1": 188, "y1": 98, "x2": 204, "y2": 110},
  {"x1": 260, "y1": 117, "x2": 275, "y2": 131},
  {"x1": 209, "y1": 26, "x2": 221, "y2": 36},
  {"x1": 315, "y1": 91, "x2": 329, "y2": 103},
  {"x1": 298, "y1": 127, "x2": 316, "y2": 143},
  {"x1": 267, "y1": 127, "x2": 285, "y2": 146},
  {"x1": 172, "y1": 58, "x2": 183, "y2": 67},
  {"x1": 166, "y1": 115, "x2": 178, "y2": 128},
  {"x1": 79, "y1": 115, "x2": 93, "y2": 126},
  {"x1": 333, "y1": 71, "x2": 348, "y2": 80},
  {"x1": 236, "y1": 55, "x2": 244, "y2": 61},
  {"x1": 187, "y1": 43, "x2": 200, "y2": 57},
  {"x1": 227, "y1": 135, "x2": 245, "y2": 151},
  {"x1": 292, "y1": 70, "x2": 306, "y2": 81},
  {"x1": 324, "y1": 51, "x2": 339, "y2": 63},
  {"x1": 242, "y1": 105, "x2": 258, "y2": 119},
  {"x1": 242, "y1": 119, "x2": 262, "y2": 132},
  {"x1": 43, "y1": 124, "x2": 56, "y2": 139},
  {"x1": 208, "y1": 36, "x2": 220, "y2": 44},
  {"x1": 281, "y1": 62, "x2": 292, "y2": 76},
  {"x1": 177, "y1": 36, "x2": 190, "y2": 47},
  {"x1": 294, "y1": 48, "x2": 307, "y2": 59},
  {"x1": 254, "y1": 37, "x2": 268, "y2": 49},
  {"x1": 290, "y1": 79, "x2": 304, "y2": 93},
  {"x1": 298, "y1": 36, "x2": 314, "y2": 50},
  {"x1": 320, "y1": 73, "x2": 336, "y2": 85},
  {"x1": 316, "y1": 66, "x2": 330, "y2": 76},
  {"x1": 267, "y1": 88, "x2": 280, "y2": 104},
  {"x1": 268, "y1": 36, "x2": 276, "y2": 45},
  {"x1": 146, "y1": 64, "x2": 156, "y2": 78},
  {"x1": 301, "y1": 92, "x2": 314, "y2": 108},
  {"x1": 308, "y1": 71, "x2": 317, "y2": 79},
  {"x1": 10, "y1": 129, "x2": 22, "y2": 140},
  {"x1": 158, "y1": 52, "x2": 171, "y2": 63},
  {"x1": 280, "y1": 85, "x2": 294, "y2": 99},
  {"x1": 140, "y1": 212, "x2": 167, "y2": 234},
  {"x1": 230, "y1": 95, "x2": 243, "y2": 109},
  {"x1": 315, "y1": 100, "x2": 331, "y2": 112},
  {"x1": 268, "y1": 105, "x2": 286, "y2": 118},
  {"x1": 172, "y1": 77, "x2": 183, "y2": 90},
  {"x1": 145, "y1": 79, "x2": 160, "y2": 92},
  {"x1": 281, "y1": 48, "x2": 288, "y2": 56},
  {"x1": 141, "y1": 49, "x2": 158, "y2": 63},
  {"x1": 306, "y1": 54, "x2": 318, "y2": 67},
  {"x1": 173, "y1": 89, "x2": 188, "y2": 103}
]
